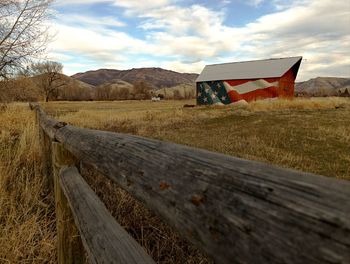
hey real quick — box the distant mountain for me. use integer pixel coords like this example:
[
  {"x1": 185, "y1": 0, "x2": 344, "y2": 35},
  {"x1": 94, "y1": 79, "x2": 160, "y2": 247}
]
[
  {"x1": 295, "y1": 77, "x2": 350, "y2": 96},
  {"x1": 97, "y1": 79, "x2": 133, "y2": 90},
  {"x1": 72, "y1": 68, "x2": 350, "y2": 97},
  {"x1": 72, "y1": 67, "x2": 198, "y2": 88},
  {"x1": 58, "y1": 73, "x2": 95, "y2": 89}
]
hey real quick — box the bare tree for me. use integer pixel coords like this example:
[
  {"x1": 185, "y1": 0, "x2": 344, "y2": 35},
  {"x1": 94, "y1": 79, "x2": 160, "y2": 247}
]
[
  {"x1": 117, "y1": 87, "x2": 130, "y2": 100},
  {"x1": 133, "y1": 80, "x2": 151, "y2": 100},
  {"x1": 95, "y1": 84, "x2": 113, "y2": 100},
  {"x1": 31, "y1": 61, "x2": 65, "y2": 102},
  {"x1": 173, "y1": 89, "x2": 183, "y2": 100},
  {"x1": 60, "y1": 81, "x2": 93, "y2": 101},
  {"x1": 0, "y1": 0, "x2": 52, "y2": 80}
]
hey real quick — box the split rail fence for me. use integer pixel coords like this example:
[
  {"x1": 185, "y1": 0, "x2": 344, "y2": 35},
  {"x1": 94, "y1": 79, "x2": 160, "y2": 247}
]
[{"x1": 29, "y1": 102, "x2": 350, "y2": 264}]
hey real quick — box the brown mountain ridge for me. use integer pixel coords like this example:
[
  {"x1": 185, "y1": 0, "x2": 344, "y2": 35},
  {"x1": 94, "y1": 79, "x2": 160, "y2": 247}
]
[
  {"x1": 72, "y1": 67, "x2": 199, "y2": 88},
  {"x1": 72, "y1": 67, "x2": 349, "y2": 97},
  {"x1": 295, "y1": 77, "x2": 350, "y2": 96}
]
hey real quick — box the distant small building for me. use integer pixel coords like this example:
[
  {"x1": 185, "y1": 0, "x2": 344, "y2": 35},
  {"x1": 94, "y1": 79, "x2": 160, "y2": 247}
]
[
  {"x1": 196, "y1": 56, "x2": 302, "y2": 105},
  {"x1": 151, "y1": 96, "x2": 161, "y2": 101}
]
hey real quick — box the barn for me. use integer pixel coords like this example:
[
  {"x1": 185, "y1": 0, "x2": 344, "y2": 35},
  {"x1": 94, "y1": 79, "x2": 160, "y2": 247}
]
[{"x1": 196, "y1": 56, "x2": 302, "y2": 105}]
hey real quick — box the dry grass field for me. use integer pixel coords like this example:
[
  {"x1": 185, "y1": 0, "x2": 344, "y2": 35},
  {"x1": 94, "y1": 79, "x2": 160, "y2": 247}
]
[
  {"x1": 44, "y1": 97, "x2": 350, "y2": 179},
  {"x1": 0, "y1": 104, "x2": 56, "y2": 263},
  {"x1": 1, "y1": 97, "x2": 349, "y2": 263}
]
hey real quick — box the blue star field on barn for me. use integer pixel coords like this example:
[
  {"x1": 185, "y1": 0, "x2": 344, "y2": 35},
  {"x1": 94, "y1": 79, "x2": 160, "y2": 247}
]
[{"x1": 197, "y1": 81, "x2": 231, "y2": 105}]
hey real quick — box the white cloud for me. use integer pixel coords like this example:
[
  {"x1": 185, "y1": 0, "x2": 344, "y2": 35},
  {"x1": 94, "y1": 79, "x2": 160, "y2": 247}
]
[
  {"x1": 112, "y1": 0, "x2": 172, "y2": 10},
  {"x1": 49, "y1": 24, "x2": 150, "y2": 59},
  {"x1": 271, "y1": 0, "x2": 310, "y2": 10},
  {"x1": 246, "y1": 0, "x2": 264, "y2": 7},
  {"x1": 60, "y1": 14, "x2": 125, "y2": 27},
  {"x1": 48, "y1": 52, "x2": 73, "y2": 62},
  {"x1": 55, "y1": 0, "x2": 112, "y2": 6},
  {"x1": 160, "y1": 60, "x2": 206, "y2": 73},
  {"x1": 53, "y1": 0, "x2": 350, "y2": 81},
  {"x1": 57, "y1": 0, "x2": 174, "y2": 12},
  {"x1": 139, "y1": 5, "x2": 226, "y2": 37},
  {"x1": 221, "y1": 0, "x2": 231, "y2": 5},
  {"x1": 137, "y1": 0, "x2": 349, "y2": 80}
]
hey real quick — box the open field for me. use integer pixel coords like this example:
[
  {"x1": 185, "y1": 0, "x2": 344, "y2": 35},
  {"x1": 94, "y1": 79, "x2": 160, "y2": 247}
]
[
  {"x1": 1, "y1": 97, "x2": 349, "y2": 263},
  {"x1": 43, "y1": 97, "x2": 350, "y2": 180}
]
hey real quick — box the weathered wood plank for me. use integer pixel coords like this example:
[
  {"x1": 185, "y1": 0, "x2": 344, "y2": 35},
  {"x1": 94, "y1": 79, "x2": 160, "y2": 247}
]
[
  {"x1": 40, "y1": 114, "x2": 66, "y2": 140},
  {"x1": 54, "y1": 125, "x2": 350, "y2": 264},
  {"x1": 40, "y1": 128, "x2": 54, "y2": 191},
  {"x1": 29, "y1": 102, "x2": 39, "y2": 110},
  {"x1": 52, "y1": 142, "x2": 85, "y2": 264},
  {"x1": 32, "y1": 103, "x2": 54, "y2": 191},
  {"x1": 32, "y1": 104, "x2": 350, "y2": 264},
  {"x1": 30, "y1": 102, "x2": 66, "y2": 140},
  {"x1": 59, "y1": 166, "x2": 156, "y2": 264}
]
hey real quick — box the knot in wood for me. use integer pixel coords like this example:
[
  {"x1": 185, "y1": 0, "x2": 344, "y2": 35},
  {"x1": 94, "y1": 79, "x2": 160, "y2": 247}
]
[
  {"x1": 191, "y1": 194, "x2": 204, "y2": 206},
  {"x1": 54, "y1": 122, "x2": 68, "y2": 129},
  {"x1": 159, "y1": 181, "x2": 170, "y2": 190}
]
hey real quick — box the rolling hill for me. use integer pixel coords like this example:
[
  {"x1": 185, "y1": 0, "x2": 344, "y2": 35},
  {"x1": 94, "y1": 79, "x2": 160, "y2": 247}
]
[
  {"x1": 96, "y1": 79, "x2": 133, "y2": 90},
  {"x1": 72, "y1": 67, "x2": 198, "y2": 88},
  {"x1": 295, "y1": 77, "x2": 350, "y2": 96}
]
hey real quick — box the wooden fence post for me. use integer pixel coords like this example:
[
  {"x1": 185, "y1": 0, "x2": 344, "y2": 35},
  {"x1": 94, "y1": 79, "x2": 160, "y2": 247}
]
[
  {"x1": 34, "y1": 106, "x2": 54, "y2": 192},
  {"x1": 52, "y1": 142, "x2": 85, "y2": 264},
  {"x1": 41, "y1": 130, "x2": 54, "y2": 191}
]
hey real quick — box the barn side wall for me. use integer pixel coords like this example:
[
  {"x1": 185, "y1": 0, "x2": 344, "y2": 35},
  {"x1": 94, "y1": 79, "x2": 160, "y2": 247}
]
[
  {"x1": 278, "y1": 68, "x2": 296, "y2": 98},
  {"x1": 196, "y1": 69, "x2": 296, "y2": 105}
]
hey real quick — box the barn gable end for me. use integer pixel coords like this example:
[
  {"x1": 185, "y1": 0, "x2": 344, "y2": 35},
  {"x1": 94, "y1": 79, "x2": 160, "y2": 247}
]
[{"x1": 196, "y1": 57, "x2": 302, "y2": 105}]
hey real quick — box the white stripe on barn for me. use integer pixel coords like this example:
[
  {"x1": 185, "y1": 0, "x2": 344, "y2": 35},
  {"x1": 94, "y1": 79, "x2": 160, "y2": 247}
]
[{"x1": 223, "y1": 79, "x2": 279, "y2": 94}]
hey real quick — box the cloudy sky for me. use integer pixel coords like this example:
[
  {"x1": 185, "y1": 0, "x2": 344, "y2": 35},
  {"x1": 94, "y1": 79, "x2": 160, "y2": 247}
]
[{"x1": 49, "y1": 0, "x2": 350, "y2": 81}]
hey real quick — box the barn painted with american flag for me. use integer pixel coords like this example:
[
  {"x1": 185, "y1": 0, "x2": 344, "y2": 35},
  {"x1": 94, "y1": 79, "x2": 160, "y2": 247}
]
[{"x1": 196, "y1": 57, "x2": 302, "y2": 105}]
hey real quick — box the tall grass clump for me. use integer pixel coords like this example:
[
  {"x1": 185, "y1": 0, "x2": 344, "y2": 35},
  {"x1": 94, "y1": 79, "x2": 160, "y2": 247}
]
[
  {"x1": 0, "y1": 103, "x2": 56, "y2": 263},
  {"x1": 246, "y1": 97, "x2": 349, "y2": 111}
]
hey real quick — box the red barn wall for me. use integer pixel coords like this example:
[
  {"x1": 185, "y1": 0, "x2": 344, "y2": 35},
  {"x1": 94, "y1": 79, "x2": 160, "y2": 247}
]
[
  {"x1": 224, "y1": 68, "x2": 296, "y2": 102},
  {"x1": 196, "y1": 69, "x2": 297, "y2": 105},
  {"x1": 278, "y1": 68, "x2": 295, "y2": 98}
]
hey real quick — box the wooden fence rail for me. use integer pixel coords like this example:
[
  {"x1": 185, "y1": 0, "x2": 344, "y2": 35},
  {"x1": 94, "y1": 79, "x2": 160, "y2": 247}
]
[{"x1": 29, "y1": 102, "x2": 350, "y2": 264}]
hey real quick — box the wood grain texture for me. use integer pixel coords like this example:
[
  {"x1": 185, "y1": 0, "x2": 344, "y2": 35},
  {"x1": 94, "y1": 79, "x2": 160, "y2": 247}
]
[
  {"x1": 55, "y1": 125, "x2": 350, "y2": 264},
  {"x1": 30, "y1": 102, "x2": 67, "y2": 140},
  {"x1": 31, "y1": 103, "x2": 350, "y2": 264},
  {"x1": 40, "y1": 129, "x2": 53, "y2": 191},
  {"x1": 29, "y1": 102, "x2": 39, "y2": 110},
  {"x1": 52, "y1": 142, "x2": 86, "y2": 264},
  {"x1": 59, "y1": 166, "x2": 156, "y2": 264}
]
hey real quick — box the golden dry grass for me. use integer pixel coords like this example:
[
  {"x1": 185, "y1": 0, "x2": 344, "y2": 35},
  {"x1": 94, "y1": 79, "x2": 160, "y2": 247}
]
[
  {"x1": 0, "y1": 104, "x2": 56, "y2": 263},
  {"x1": 44, "y1": 97, "x2": 350, "y2": 261},
  {"x1": 43, "y1": 97, "x2": 350, "y2": 180},
  {"x1": 247, "y1": 97, "x2": 349, "y2": 111},
  {"x1": 1, "y1": 97, "x2": 349, "y2": 263}
]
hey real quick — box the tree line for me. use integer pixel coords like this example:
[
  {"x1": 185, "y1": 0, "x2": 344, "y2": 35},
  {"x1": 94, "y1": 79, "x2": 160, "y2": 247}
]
[
  {"x1": 2, "y1": 65, "x2": 196, "y2": 102},
  {"x1": 94, "y1": 82, "x2": 195, "y2": 101}
]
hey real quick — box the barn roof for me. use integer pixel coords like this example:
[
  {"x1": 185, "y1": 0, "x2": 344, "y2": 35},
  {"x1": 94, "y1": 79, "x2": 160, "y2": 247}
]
[{"x1": 196, "y1": 56, "x2": 302, "y2": 82}]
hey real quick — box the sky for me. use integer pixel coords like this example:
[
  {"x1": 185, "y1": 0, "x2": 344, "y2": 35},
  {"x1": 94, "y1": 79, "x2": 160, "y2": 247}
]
[{"x1": 48, "y1": 0, "x2": 350, "y2": 81}]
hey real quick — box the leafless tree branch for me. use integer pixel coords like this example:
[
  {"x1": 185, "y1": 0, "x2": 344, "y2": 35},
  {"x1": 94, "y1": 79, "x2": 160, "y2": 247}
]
[
  {"x1": 31, "y1": 60, "x2": 65, "y2": 102},
  {"x1": 0, "y1": 0, "x2": 53, "y2": 80}
]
